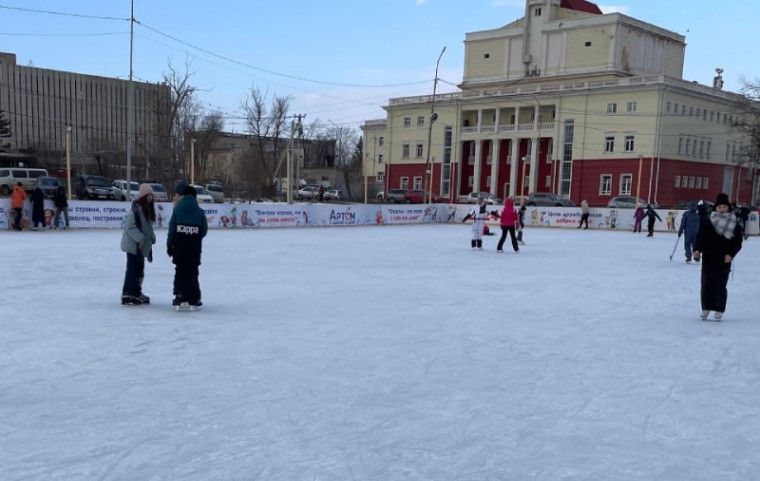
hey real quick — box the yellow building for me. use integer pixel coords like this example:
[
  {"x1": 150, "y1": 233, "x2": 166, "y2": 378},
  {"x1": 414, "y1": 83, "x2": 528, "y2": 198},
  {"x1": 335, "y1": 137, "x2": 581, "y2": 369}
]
[{"x1": 364, "y1": 0, "x2": 755, "y2": 207}]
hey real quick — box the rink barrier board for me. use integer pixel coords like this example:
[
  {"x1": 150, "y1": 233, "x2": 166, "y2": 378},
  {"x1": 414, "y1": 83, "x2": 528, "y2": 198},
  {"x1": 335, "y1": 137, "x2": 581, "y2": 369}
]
[{"x1": 0, "y1": 199, "x2": 758, "y2": 235}]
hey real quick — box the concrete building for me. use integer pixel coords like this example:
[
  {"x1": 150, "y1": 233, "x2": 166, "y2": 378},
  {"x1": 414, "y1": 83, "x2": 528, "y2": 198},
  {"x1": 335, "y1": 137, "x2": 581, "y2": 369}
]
[
  {"x1": 365, "y1": 0, "x2": 757, "y2": 206},
  {"x1": 0, "y1": 51, "x2": 171, "y2": 178}
]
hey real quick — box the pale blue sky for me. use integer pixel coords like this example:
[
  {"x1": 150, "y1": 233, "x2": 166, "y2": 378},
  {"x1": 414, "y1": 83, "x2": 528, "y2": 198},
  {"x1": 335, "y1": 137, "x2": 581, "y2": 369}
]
[{"x1": 0, "y1": 0, "x2": 756, "y2": 133}]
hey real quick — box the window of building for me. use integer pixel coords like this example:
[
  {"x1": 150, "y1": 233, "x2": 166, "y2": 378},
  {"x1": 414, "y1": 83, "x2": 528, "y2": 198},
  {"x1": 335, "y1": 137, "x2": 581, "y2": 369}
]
[
  {"x1": 535, "y1": 7, "x2": 542, "y2": 16},
  {"x1": 403, "y1": 117, "x2": 411, "y2": 127},
  {"x1": 716, "y1": 112, "x2": 721, "y2": 123},
  {"x1": 486, "y1": 176, "x2": 492, "y2": 188},
  {"x1": 674, "y1": 103, "x2": 679, "y2": 113},
  {"x1": 600, "y1": 174, "x2": 612, "y2": 195},
  {"x1": 681, "y1": 176, "x2": 689, "y2": 188},
  {"x1": 415, "y1": 144, "x2": 423, "y2": 158},
  {"x1": 689, "y1": 176, "x2": 695, "y2": 189},
  {"x1": 620, "y1": 174, "x2": 632, "y2": 195},
  {"x1": 674, "y1": 175, "x2": 681, "y2": 188},
  {"x1": 689, "y1": 106, "x2": 694, "y2": 116},
  {"x1": 377, "y1": 172, "x2": 384, "y2": 182},
  {"x1": 710, "y1": 111, "x2": 714, "y2": 122},
  {"x1": 545, "y1": 175, "x2": 551, "y2": 187},
  {"x1": 682, "y1": 105, "x2": 686, "y2": 115},
  {"x1": 483, "y1": 53, "x2": 490, "y2": 59},
  {"x1": 607, "y1": 103, "x2": 617, "y2": 114},
  {"x1": 378, "y1": 136, "x2": 384, "y2": 146},
  {"x1": 413, "y1": 176, "x2": 422, "y2": 190},
  {"x1": 691, "y1": 140, "x2": 697, "y2": 157},
  {"x1": 726, "y1": 144, "x2": 731, "y2": 161},
  {"x1": 468, "y1": 155, "x2": 474, "y2": 165},
  {"x1": 400, "y1": 177, "x2": 409, "y2": 189},
  {"x1": 666, "y1": 101, "x2": 672, "y2": 113},
  {"x1": 378, "y1": 154, "x2": 384, "y2": 163},
  {"x1": 585, "y1": 41, "x2": 592, "y2": 47},
  {"x1": 402, "y1": 144, "x2": 410, "y2": 158},
  {"x1": 706, "y1": 141, "x2": 711, "y2": 159},
  {"x1": 703, "y1": 177, "x2": 709, "y2": 190},
  {"x1": 702, "y1": 110, "x2": 707, "y2": 121},
  {"x1": 417, "y1": 116, "x2": 424, "y2": 127},
  {"x1": 696, "y1": 108, "x2": 701, "y2": 118},
  {"x1": 696, "y1": 177, "x2": 702, "y2": 189},
  {"x1": 686, "y1": 139, "x2": 691, "y2": 156},
  {"x1": 624, "y1": 135, "x2": 635, "y2": 152},
  {"x1": 604, "y1": 136, "x2": 615, "y2": 153},
  {"x1": 678, "y1": 137, "x2": 683, "y2": 155},
  {"x1": 699, "y1": 140, "x2": 705, "y2": 158},
  {"x1": 467, "y1": 176, "x2": 474, "y2": 187},
  {"x1": 627, "y1": 102, "x2": 637, "y2": 112}
]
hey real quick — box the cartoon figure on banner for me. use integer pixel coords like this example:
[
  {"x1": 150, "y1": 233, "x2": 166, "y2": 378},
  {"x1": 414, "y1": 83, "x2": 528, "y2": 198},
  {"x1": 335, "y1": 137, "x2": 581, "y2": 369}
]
[
  {"x1": 447, "y1": 206, "x2": 457, "y2": 222},
  {"x1": 604, "y1": 209, "x2": 618, "y2": 229},
  {"x1": 422, "y1": 206, "x2": 435, "y2": 223},
  {"x1": 218, "y1": 215, "x2": 231, "y2": 228},
  {"x1": 44, "y1": 208, "x2": 55, "y2": 227},
  {"x1": 531, "y1": 209, "x2": 539, "y2": 225},
  {"x1": 376, "y1": 209, "x2": 385, "y2": 224},
  {"x1": 241, "y1": 209, "x2": 256, "y2": 227},
  {"x1": 231, "y1": 206, "x2": 238, "y2": 227}
]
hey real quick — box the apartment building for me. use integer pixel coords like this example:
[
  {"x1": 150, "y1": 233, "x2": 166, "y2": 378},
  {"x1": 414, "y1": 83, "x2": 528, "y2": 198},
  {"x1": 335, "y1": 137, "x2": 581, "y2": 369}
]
[{"x1": 365, "y1": 0, "x2": 756, "y2": 206}]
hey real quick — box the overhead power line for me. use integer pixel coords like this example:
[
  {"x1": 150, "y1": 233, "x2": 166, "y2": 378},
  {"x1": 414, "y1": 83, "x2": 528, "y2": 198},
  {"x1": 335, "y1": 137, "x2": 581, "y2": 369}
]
[
  {"x1": 0, "y1": 4, "x2": 129, "y2": 21},
  {"x1": 0, "y1": 31, "x2": 128, "y2": 37}
]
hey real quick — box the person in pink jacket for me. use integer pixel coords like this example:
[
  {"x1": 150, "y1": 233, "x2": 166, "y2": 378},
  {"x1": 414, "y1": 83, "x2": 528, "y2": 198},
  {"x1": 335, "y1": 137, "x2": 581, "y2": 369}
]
[{"x1": 496, "y1": 197, "x2": 520, "y2": 253}]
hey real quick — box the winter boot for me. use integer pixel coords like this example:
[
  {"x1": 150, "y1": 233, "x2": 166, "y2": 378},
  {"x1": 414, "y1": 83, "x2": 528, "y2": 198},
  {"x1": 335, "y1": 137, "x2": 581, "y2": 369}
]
[
  {"x1": 471, "y1": 239, "x2": 477, "y2": 250},
  {"x1": 476, "y1": 239, "x2": 483, "y2": 251}
]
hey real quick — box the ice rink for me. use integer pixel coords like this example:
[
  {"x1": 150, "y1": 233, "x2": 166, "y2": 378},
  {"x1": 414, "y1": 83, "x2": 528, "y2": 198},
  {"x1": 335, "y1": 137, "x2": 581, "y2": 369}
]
[{"x1": 1, "y1": 224, "x2": 759, "y2": 480}]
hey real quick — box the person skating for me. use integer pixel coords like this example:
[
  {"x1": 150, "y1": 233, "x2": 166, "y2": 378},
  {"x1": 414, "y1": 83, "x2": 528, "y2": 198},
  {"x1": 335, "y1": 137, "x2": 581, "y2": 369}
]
[
  {"x1": 496, "y1": 197, "x2": 519, "y2": 253},
  {"x1": 643, "y1": 204, "x2": 661, "y2": 237},
  {"x1": 167, "y1": 184, "x2": 208, "y2": 308},
  {"x1": 31, "y1": 183, "x2": 45, "y2": 230},
  {"x1": 53, "y1": 184, "x2": 69, "y2": 229},
  {"x1": 578, "y1": 199, "x2": 590, "y2": 229},
  {"x1": 633, "y1": 206, "x2": 645, "y2": 233},
  {"x1": 11, "y1": 181, "x2": 26, "y2": 231},
  {"x1": 693, "y1": 193, "x2": 742, "y2": 321},
  {"x1": 462, "y1": 196, "x2": 491, "y2": 250},
  {"x1": 516, "y1": 205, "x2": 526, "y2": 245},
  {"x1": 678, "y1": 203, "x2": 700, "y2": 263},
  {"x1": 120, "y1": 184, "x2": 156, "y2": 306}
]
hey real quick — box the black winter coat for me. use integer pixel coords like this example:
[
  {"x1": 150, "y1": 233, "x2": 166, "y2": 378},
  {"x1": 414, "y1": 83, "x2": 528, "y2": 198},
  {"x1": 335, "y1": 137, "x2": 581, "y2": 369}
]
[
  {"x1": 31, "y1": 187, "x2": 45, "y2": 218},
  {"x1": 693, "y1": 215, "x2": 742, "y2": 266},
  {"x1": 53, "y1": 186, "x2": 68, "y2": 208}
]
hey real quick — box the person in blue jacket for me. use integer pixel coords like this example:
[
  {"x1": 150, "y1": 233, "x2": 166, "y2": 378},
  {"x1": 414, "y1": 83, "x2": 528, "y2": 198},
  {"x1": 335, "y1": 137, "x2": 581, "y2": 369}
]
[
  {"x1": 167, "y1": 183, "x2": 208, "y2": 307},
  {"x1": 678, "y1": 202, "x2": 701, "y2": 263}
]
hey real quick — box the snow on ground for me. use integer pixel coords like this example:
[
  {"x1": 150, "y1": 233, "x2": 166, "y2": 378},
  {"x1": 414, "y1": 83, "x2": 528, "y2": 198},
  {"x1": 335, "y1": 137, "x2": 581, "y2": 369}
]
[{"x1": 1, "y1": 224, "x2": 759, "y2": 480}]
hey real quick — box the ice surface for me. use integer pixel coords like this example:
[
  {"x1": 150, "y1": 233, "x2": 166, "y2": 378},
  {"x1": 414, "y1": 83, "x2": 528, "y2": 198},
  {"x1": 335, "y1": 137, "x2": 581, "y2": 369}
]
[{"x1": 1, "y1": 225, "x2": 758, "y2": 480}]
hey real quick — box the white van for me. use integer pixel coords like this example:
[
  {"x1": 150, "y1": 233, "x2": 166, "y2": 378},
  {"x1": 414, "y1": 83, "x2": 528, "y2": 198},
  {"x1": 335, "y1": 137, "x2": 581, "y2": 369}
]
[{"x1": 0, "y1": 167, "x2": 49, "y2": 195}]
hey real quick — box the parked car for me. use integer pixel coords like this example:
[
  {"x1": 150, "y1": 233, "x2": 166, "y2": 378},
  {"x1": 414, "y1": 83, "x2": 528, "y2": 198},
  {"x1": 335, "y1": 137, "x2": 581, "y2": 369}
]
[
  {"x1": 466, "y1": 192, "x2": 502, "y2": 205},
  {"x1": 192, "y1": 184, "x2": 214, "y2": 203},
  {"x1": 205, "y1": 183, "x2": 225, "y2": 203},
  {"x1": 403, "y1": 189, "x2": 444, "y2": 204},
  {"x1": 35, "y1": 176, "x2": 62, "y2": 199},
  {"x1": 76, "y1": 175, "x2": 115, "y2": 200},
  {"x1": 324, "y1": 189, "x2": 345, "y2": 201},
  {"x1": 674, "y1": 199, "x2": 713, "y2": 211},
  {"x1": 112, "y1": 179, "x2": 141, "y2": 201},
  {"x1": 148, "y1": 183, "x2": 169, "y2": 202},
  {"x1": 297, "y1": 185, "x2": 320, "y2": 200},
  {"x1": 0, "y1": 167, "x2": 49, "y2": 195},
  {"x1": 525, "y1": 192, "x2": 575, "y2": 207},
  {"x1": 606, "y1": 196, "x2": 659, "y2": 209},
  {"x1": 378, "y1": 188, "x2": 407, "y2": 203}
]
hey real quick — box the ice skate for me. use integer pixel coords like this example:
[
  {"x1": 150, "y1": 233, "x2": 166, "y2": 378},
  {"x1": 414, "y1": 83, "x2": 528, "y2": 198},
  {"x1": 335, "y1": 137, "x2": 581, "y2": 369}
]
[
  {"x1": 700, "y1": 310, "x2": 709, "y2": 321},
  {"x1": 714, "y1": 312, "x2": 723, "y2": 321},
  {"x1": 121, "y1": 295, "x2": 143, "y2": 307}
]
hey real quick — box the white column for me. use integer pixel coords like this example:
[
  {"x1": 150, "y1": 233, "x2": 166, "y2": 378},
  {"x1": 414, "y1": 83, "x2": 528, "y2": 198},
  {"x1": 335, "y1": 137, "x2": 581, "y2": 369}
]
[
  {"x1": 509, "y1": 138, "x2": 519, "y2": 197},
  {"x1": 529, "y1": 137, "x2": 539, "y2": 193},
  {"x1": 491, "y1": 139, "x2": 500, "y2": 196},
  {"x1": 477, "y1": 110, "x2": 483, "y2": 133},
  {"x1": 472, "y1": 140, "x2": 482, "y2": 192}
]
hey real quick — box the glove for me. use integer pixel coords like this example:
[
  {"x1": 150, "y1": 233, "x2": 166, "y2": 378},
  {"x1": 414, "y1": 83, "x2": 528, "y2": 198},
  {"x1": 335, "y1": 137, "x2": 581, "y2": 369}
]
[
  {"x1": 147, "y1": 251, "x2": 153, "y2": 263},
  {"x1": 167, "y1": 245, "x2": 174, "y2": 257}
]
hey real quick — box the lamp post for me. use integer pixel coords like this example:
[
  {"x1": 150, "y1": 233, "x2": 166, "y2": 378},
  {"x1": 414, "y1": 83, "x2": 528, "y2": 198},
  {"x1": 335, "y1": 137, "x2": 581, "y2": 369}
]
[
  {"x1": 422, "y1": 46, "x2": 446, "y2": 204},
  {"x1": 635, "y1": 154, "x2": 643, "y2": 208},
  {"x1": 65, "y1": 126, "x2": 72, "y2": 200},
  {"x1": 190, "y1": 138, "x2": 196, "y2": 186}
]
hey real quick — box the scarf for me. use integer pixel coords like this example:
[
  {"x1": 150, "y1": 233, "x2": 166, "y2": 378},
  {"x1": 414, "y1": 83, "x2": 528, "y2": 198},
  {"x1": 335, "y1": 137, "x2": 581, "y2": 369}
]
[{"x1": 710, "y1": 212, "x2": 736, "y2": 240}]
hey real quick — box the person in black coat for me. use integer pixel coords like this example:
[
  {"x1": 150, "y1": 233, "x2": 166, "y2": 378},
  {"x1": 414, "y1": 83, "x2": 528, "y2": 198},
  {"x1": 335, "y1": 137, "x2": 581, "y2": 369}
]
[
  {"x1": 643, "y1": 204, "x2": 662, "y2": 237},
  {"x1": 31, "y1": 184, "x2": 46, "y2": 230},
  {"x1": 53, "y1": 185, "x2": 69, "y2": 229},
  {"x1": 693, "y1": 193, "x2": 742, "y2": 321}
]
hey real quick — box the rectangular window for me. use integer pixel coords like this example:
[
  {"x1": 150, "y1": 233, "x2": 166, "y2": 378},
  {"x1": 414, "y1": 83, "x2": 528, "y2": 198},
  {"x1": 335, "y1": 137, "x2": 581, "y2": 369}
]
[
  {"x1": 417, "y1": 116, "x2": 424, "y2": 127},
  {"x1": 378, "y1": 154, "x2": 384, "y2": 163},
  {"x1": 674, "y1": 103, "x2": 679, "y2": 113},
  {"x1": 706, "y1": 141, "x2": 711, "y2": 159},
  {"x1": 678, "y1": 137, "x2": 683, "y2": 155},
  {"x1": 377, "y1": 172, "x2": 384, "y2": 182},
  {"x1": 561, "y1": 120, "x2": 574, "y2": 196},
  {"x1": 696, "y1": 108, "x2": 701, "y2": 118},
  {"x1": 403, "y1": 117, "x2": 411, "y2": 127},
  {"x1": 674, "y1": 175, "x2": 681, "y2": 188},
  {"x1": 402, "y1": 144, "x2": 410, "y2": 158},
  {"x1": 699, "y1": 140, "x2": 705, "y2": 158},
  {"x1": 620, "y1": 174, "x2": 632, "y2": 195},
  {"x1": 681, "y1": 176, "x2": 689, "y2": 188},
  {"x1": 682, "y1": 105, "x2": 686, "y2": 115},
  {"x1": 685, "y1": 139, "x2": 691, "y2": 156},
  {"x1": 710, "y1": 112, "x2": 714, "y2": 122},
  {"x1": 545, "y1": 175, "x2": 551, "y2": 187},
  {"x1": 696, "y1": 177, "x2": 702, "y2": 189},
  {"x1": 703, "y1": 177, "x2": 709, "y2": 190},
  {"x1": 600, "y1": 174, "x2": 612, "y2": 195},
  {"x1": 624, "y1": 135, "x2": 635, "y2": 152},
  {"x1": 666, "y1": 101, "x2": 671, "y2": 113},
  {"x1": 691, "y1": 140, "x2": 697, "y2": 157},
  {"x1": 535, "y1": 7, "x2": 542, "y2": 16},
  {"x1": 716, "y1": 112, "x2": 721, "y2": 123},
  {"x1": 486, "y1": 176, "x2": 492, "y2": 188},
  {"x1": 689, "y1": 106, "x2": 694, "y2": 116},
  {"x1": 413, "y1": 176, "x2": 422, "y2": 190},
  {"x1": 415, "y1": 144, "x2": 423, "y2": 158},
  {"x1": 400, "y1": 177, "x2": 409, "y2": 189},
  {"x1": 378, "y1": 136, "x2": 384, "y2": 146},
  {"x1": 702, "y1": 110, "x2": 707, "y2": 121},
  {"x1": 604, "y1": 136, "x2": 615, "y2": 153},
  {"x1": 627, "y1": 102, "x2": 637, "y2": 112},
  {"x1": 607, "y1": 103, "x2": 617, "y2": 114},
  {"x1": 486, "y1": 155, "x2": 493, "y2": 165},
  {"x1": 467, "y1": 176, "x2": 474, "y2": 187},
  {"x1": 689, "y1": 176, "x2": 695, "y2": 189}
]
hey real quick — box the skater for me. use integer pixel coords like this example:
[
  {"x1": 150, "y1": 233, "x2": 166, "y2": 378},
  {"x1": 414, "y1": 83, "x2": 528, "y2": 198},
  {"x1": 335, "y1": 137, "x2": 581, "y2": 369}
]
[
  {"x1": 496, "y1": 197, "x2": 520, "y2": 253},
  {"x1": 578, "y1": 200, "x2": 589, "y2": 229},
  {"x1": 11, "y1": 181, "x2": 26, "y2": 231},
  {"x1": 517, "y1": 205, "x2": 526, "y2": 245},
  {"x1": 462, "y1": 196, "x2": 491, "y2": 250},
  {"x1": 167, "y1": 184, "x2": 208, "y2": 308},
  {"x1": 31, "y1": 183, "x2": 45, "y2": 230},
  {"x1": 678, "y1": 203, "x2": 700, "y2": 263},
  {"x1": 120, "y1": 184, "x2": 156, "y2": 306},
  {"x1": 53, "y1": 184, "x2": 69, "y2": 229},
  {"x1": 643, "y1": 204, "x2": 661, "y2": 237},
  {"x1": 173, "y1": 179, "x2": 189, "y2": 206},
  {"x1": 693, "y1": 193, "x2": 742, "y2": 321},
  {"x1": 633, "y1": 206, "x2": 645, "y2": 233}
]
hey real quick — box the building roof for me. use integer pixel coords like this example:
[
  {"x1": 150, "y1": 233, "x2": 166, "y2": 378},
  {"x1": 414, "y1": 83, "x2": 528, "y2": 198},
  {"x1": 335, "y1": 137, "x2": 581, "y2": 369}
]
[{"x1": 560, "y1": 0, "x2": 603, "y2": 15}]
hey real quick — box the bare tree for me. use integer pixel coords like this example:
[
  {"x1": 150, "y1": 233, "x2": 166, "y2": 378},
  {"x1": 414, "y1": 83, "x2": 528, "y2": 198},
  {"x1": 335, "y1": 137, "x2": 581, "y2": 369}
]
[
  {"x1": 193, "y1": 112, "x2": 225, "y2": 182},
  {"x1": 240, "y1": 86, "x2": 291, "y2": 196},
  {"x1": 737, "y1": 77, "x2": 760, "y2": 203},
  {"x1": 326, "y1": 123, "x2": 359, "y2": 198}
]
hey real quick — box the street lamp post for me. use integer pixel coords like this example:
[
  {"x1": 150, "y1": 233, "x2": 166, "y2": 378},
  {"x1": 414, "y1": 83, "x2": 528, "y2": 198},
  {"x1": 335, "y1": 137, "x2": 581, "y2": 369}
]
[
  {"x1": 635, "y1": 154, "x2": 643, "y2": 208},
  {"x1": 190, "y1": 138, "x2": 196, "y2": 186},
  {"x1": 422, "y1": 46, "x2": 446, "y2": 204},
  {"x1": 65, "y1": 126, "x2": 72, "y2": 200}
]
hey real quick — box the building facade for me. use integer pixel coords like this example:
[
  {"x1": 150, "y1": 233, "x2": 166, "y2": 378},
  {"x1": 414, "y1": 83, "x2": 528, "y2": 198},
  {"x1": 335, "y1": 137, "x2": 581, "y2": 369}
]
[
  {"x1": 364, "y1": 0, "x2": 757, "y2": 206},
  {"x1": 0, "y1": 51, "x2": 171, "y2": 178}
]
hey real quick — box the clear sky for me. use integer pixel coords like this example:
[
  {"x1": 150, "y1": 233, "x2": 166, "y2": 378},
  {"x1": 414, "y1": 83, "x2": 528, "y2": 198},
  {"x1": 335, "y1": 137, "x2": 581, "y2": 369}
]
[{"x1": 0, "y1": 0, "x2": 756, "y2": 134}]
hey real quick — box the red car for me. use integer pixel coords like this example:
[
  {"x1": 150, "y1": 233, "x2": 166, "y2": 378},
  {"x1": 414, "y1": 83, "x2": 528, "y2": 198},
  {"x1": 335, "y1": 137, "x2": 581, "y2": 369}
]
[{"x1": 402, "y1": 189, "x2": 444, "y2": 204}]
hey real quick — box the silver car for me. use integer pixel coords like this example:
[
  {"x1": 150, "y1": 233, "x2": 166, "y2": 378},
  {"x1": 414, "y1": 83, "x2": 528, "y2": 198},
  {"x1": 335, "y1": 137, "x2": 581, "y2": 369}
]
[
  {"x1": 466, "y1": 192, "x2": 502, "y2": 205},
  {"x1": 607, "y1": 196, "x2": 659, "y2": 209},
  {"x1": 525, "y1": 192, "x2": 575, "y2": 207}
]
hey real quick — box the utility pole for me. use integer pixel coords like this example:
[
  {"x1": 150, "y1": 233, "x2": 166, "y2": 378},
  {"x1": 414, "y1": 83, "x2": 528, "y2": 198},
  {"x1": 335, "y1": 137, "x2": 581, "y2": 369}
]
[
  {"x1": 422, "y1": 46, "x2": 446, "y2": 203},
  {"x1": 126, "y1": 0, "x2": 135, "y2": 200},
  {"x1": 294, "y1": 114, "x2": 304, "y2": 193}
]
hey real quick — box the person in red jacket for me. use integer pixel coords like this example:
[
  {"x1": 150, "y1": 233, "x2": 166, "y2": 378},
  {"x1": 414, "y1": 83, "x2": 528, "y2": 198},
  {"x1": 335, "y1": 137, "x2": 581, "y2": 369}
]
[
  {"x1": 496, "y1": 197, "x2": 520, "y2": 253},
  {"x1": 11, "y1": 182, "x2": 27, "y2": 231}
]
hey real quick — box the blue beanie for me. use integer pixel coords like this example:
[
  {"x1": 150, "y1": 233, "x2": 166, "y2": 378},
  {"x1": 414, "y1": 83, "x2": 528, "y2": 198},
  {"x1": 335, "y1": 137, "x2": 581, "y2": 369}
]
[{"x1": 175, "y1": 180, "x2": 188, "y2": 195}]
